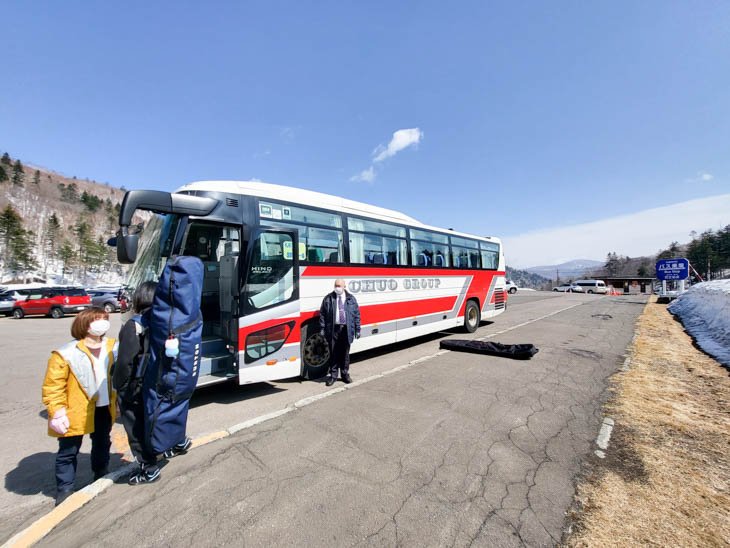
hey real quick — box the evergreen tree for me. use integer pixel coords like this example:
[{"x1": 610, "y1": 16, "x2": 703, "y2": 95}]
[
  {"x1": 0, "y1": 205, "x2": 37, "y2": 275},
  {"x1": 637, "y1": 261, "x2": 651, "y2": 277},
  {"x1": 43, "y1": 213, "x2": 62, "y2": 275},
  {"x1": 81, "y1": 190, "x2": 102, "y2": 212},
  {"x1": 9, "y1": 228, "x2": 37, "y2": 274},
  {"x1": 604, "y1": 252, "x2": 620, "y2": 276},
  {"x1": 656, "y1": 241, "x2": 680, "y2": 260},
  {"x1": 0, "y1": 165, "x2": 7, "y2": 183},
  {"x1": 11, "y1": 160, "x2": 24, "y2": 186},
  {"x1": 0, "y1": 152, "x2": 10, "y2": 166},
  {"x1": 101, "y1": 198, "x2": 117, "y2": 231},
  {"x1": 73, "y1": 220, "x2": 98, "y2": 279},
  {"x1": 0, "y1": 205, "x2": 23, "y2": 263},
  {"x1": 32, "y1": 170, "x2": 41, "y2": 186},
  {"x1": 58, "y1": 240, "x2": 76, "y2": 278},
  {"x1": 58, "y1": 182, "x2": 79, "y2": 202}
]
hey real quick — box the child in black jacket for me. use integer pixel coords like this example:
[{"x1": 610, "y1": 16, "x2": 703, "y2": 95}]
[{"x1": 113, "y1": 281, "x2": 160, "y2": 484}]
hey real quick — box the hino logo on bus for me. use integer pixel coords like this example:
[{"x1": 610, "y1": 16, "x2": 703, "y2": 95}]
[
  {"x1": 347, "y1": 278, "x2": 441, "y2": 294},
  {"x1": 251, "y1": 266, "x2": 273, "y2": 273}
]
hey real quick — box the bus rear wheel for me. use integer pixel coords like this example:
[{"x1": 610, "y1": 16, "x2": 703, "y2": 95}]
[
  {"x1": 301, "y1": 324, "x2": 331, "y2": 380},
  {"x1": 463, "y1": 300, "x2": 480, "y2": 333}
]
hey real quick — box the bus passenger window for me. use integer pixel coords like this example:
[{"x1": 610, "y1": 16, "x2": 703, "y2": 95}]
[{"x1": 480, "y1": 241, "x2": 499, "y2": 270}]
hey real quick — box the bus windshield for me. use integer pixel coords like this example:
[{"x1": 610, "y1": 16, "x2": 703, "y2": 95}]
[{"x1": 125, "y1": 214, "x2": 180, "y2": 292}]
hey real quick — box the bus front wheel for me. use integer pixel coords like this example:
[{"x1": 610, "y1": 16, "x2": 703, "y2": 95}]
[
  {"x1": 463, "y1": 300, "x2": 481, "y2": 333},
  {"x1": 301, "y1": 324, "x2": 331, "y2": 380}
]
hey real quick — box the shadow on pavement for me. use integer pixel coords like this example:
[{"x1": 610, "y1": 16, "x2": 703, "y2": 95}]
[
  {"x1": 192, "y1": 321, "x2": 493, "y2": 396},
  {"x1": 5, "y1": 450, "x2": 127, "y2": 499},
  {"x1": 190, "y1": 381, "x2": 286, "y2": 409}
]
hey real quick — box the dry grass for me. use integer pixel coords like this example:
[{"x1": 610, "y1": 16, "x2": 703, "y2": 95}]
[{"x1": 565, "y1": 296, "x2": 730, "y2": 547}]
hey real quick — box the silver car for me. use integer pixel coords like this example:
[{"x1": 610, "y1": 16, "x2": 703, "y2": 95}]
[
  {"x1": 552, "y1": 283, "x2": 583, "y2": 293},
  {"x1": 88, "y1": 288, "x2": 122, "y2": 313},
  {"x1": 0, "y1": 289, "x2": 33, "y2": 316},
  {"x1": 0, "y1": 293, "x2": 15, "y2": 316}
]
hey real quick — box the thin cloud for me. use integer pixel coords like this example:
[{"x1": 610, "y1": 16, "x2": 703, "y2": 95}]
[
  {"x1": 686, "y1": 171, "x2": 714, "y2": 183},
  {"x1": 351, "y1": 127, "x2": 423, "y2": 183},
  {"x1": 280, "y1": 126, "x2": 297, "y2": 142},
  {"x1": 350, "y1": 166, "x2": 376, "y2": 183},
  {"x1": 373, "y1": 128, "x2": 423, "y2": 162},
  {"x1": 503, "y1": 193, "x2": 730, "y2": 269}
]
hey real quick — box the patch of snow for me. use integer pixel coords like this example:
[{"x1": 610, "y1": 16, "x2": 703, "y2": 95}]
[{"x1": 668, "y1": 280, "x2": 730, "y2": 367}]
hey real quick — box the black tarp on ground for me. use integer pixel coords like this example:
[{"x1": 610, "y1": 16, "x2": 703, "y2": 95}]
[{"x1": 439, "y1": 340, "x2": 539, "y2": 360}]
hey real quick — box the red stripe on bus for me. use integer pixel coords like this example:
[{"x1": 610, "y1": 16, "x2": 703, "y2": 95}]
[
  {"x1": 302, "y1": 266, "x2": 505, "y2": 278},
  {"x1": 360, "y1": 296, "x2": 457, "y2": 324},
  {"x1": 242, "y1": 296, "x2": 458, "y2": 346}
]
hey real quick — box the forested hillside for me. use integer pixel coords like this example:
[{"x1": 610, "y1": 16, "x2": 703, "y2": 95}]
[
  {"x1": 590, "y1": 229, "x2": 730, "y2": 282},
  {"x1": 505, "y1": 266, "x2": 550, "y2": 289},
  {"x1": 0, "y1": 150, "x2": 128, "y2": 285}
]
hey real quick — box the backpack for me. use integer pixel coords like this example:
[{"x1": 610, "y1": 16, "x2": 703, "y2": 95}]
[
  {"x1": 143, "y1": 256, "x2": 204, "y2": 454},
  {"x1": 131, "y1": 312, "x2": 151, "y2": 374},
  {"x1": 113, "y1": 311, "x2": 150, "y2": 402}
]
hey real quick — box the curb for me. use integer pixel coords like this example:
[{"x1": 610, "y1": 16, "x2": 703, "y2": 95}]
[{"x1": 3, "y1": 302, "x2": 583, "y2": 547}]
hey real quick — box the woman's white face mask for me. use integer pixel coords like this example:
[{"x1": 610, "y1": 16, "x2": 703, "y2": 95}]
[{"x1": 88, "y1": 319, "x2": 110, "y2": 337}]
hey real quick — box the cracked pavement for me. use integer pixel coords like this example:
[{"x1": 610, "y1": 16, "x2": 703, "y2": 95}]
[{"x1": 26, "y1": 293, "x2": 646, "y2": 547}]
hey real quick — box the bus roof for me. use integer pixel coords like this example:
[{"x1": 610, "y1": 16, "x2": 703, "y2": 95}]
[{"x1": 176, "y1": 180, "x2": 500, "y2": 244}]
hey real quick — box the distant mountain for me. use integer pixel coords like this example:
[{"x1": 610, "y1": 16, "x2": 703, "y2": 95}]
[{"x1": 525, "y1": 259, "x2": 604, "y2": 281}]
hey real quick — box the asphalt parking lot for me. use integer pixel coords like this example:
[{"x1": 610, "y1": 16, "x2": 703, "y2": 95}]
[{"x1": 1, "y1": 291, "x2": 647, "y2": 545}]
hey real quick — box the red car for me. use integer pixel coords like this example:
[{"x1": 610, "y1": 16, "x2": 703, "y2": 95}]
[{"x1": 12, "y1": 287, "x2": 91, "y2": 319}]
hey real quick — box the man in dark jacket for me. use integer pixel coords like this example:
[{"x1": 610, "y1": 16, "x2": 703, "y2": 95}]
[{"x1": 319, "y1": 279, "x2": 361, "y2": 386}]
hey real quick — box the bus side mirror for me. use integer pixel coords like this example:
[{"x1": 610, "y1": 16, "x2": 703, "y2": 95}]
[{"x1": 116, "y1": 230, "x2": 139, "y2": 264}]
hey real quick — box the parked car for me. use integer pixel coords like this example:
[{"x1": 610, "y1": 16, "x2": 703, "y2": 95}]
[
  {"x1": 505, "y1": 280, "x2": 518, "y2": 294},
  {"x1": 88, "y1": 287, "x2": 123, "y2": 313},
  {"x1": 0, "y1": 288, "x2": 36, "y2": 302},
  {"x1": 12, "y1": 287, "x2": 91, "y2": 319},
  {"x1": 573, "y1": 279, "x2": 608, "y2": 294},
  {"x1": 552, "y1": 283, "x2": 583, "y2": 293},
  {"x1": 0, "y1": 292, "x2": 17, "y2": 316}
]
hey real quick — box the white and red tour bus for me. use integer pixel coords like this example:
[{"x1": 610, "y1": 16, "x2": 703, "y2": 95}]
[{"x1": 115, "y1": 181, "x2": 508, "y2": 386}]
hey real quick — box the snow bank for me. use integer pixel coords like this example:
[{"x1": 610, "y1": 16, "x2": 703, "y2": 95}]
[{"x1": 668, "y1": 280, "x2": 730, "y2": 367}]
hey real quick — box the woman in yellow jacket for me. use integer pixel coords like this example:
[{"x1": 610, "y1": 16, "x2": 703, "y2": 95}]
[{"x1": 42, "y1": 307, "x2": 118, "y2": 506}]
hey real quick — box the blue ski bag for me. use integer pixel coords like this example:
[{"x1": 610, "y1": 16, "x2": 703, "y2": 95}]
[{"x1": 144, "y1": 255, "x2": 204, "y2": 454}]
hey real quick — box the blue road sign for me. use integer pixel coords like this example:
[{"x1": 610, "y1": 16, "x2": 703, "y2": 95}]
[{"x1": 656, "y1": 258, "x2": 689, "y2": 281}]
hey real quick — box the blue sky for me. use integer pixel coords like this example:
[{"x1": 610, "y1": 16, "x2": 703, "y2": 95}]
[{"x1": 2, "y1": 1, "x2": 729, "y2": 267}]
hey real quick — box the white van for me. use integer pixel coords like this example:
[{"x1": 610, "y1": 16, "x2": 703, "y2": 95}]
[{"x1": 574, "y1": 279, "x2": 608, "y2": 294}]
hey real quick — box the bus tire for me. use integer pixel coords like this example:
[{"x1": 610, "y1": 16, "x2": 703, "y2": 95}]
[
  {"x1": 301, "y1": 323, "x2": 331, "y2": 380},
  {"x1": 463, "y1": 300, "x2": 480, "y2": 333}
]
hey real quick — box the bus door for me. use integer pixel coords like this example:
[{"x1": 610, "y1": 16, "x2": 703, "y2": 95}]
[
  {"x1": 239, "y1": 228, "x2": 301, "y2": 384},
  {"x1": 179, "y1": 221, "x2": 241, "y2": 386}
]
